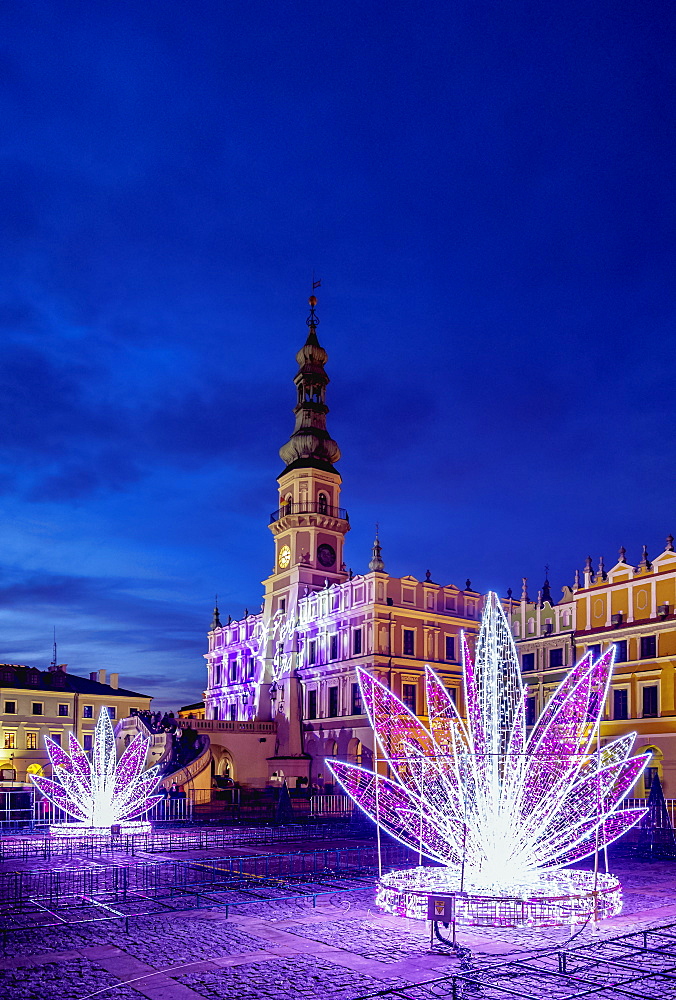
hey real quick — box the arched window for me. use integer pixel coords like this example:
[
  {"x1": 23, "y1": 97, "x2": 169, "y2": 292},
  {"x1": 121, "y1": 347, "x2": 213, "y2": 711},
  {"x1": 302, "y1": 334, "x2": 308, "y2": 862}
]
[
  {"x1": 284, "y1": 495, "x2": 293, "y2": 514},
  {"x1": 318, "y1": 493, "x2": 328, "y2": 513}
]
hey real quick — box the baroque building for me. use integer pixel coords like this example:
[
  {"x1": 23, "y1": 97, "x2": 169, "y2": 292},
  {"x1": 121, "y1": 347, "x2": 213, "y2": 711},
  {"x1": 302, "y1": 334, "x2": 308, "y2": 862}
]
[
  {"x1": 203, "y1": 297, "x2": 481, "y2": 789},
  {"x1": 510, "y1": 543, "x2": 676, "y2": 797}
]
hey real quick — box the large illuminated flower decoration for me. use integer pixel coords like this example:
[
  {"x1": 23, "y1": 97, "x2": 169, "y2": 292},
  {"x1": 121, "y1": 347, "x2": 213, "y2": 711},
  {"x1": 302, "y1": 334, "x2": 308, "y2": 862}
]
[
  {"x1": 31, "y1": 708, "x2": 163, "y2": 828},
  {"x1": 327, "y1": 593, "x2": 649, "y2": 911}
]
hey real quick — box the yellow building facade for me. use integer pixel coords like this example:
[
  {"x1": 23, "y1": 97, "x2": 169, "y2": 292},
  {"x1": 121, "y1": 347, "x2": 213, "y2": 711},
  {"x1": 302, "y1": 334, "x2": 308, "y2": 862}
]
[{"x1": 574, "y1": 539, "x2": 676, "y2": 796}]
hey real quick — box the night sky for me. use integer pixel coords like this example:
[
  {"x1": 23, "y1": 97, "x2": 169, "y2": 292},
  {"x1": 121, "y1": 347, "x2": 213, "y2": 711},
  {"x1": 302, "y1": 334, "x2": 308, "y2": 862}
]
[{"x1": 1, "y1": 2, "x2": 674, "y2": 710}]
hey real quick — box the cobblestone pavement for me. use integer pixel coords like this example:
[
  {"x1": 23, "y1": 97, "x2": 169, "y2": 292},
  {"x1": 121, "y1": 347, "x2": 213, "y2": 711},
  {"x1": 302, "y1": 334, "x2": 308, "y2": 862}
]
[
  {"x1": 177, "y1": 953, "x2": 404, "y2": 1000},
  {"x1": 2, "y1": 852, "x2": 676, "y2": 1000},
  {"x1": 0, "y1": 957, "x2": 142, "y2": 1000}
]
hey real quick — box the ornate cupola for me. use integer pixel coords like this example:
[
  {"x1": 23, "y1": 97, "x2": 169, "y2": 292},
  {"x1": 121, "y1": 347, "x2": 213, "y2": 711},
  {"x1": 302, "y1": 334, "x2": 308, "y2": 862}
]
[{"x1": 278, "y1": 296, "x2": 341, "y2": 474}]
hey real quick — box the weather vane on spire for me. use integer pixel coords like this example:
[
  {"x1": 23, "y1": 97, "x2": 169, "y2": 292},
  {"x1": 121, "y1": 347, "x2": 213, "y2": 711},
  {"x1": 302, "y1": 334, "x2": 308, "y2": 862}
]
[{"x1": 307, "y1": 274, "x2": 321, "y2": 328}]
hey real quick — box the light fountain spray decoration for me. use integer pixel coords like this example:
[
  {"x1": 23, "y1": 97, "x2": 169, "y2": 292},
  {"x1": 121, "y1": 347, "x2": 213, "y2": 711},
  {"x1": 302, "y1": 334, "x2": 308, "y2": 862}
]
[
  {"x1": 31, "y1": 707, "x2": 164, "y2": 836},
  {"x1": 327, "y1": 593, "x2": 650, "y2": 927}
]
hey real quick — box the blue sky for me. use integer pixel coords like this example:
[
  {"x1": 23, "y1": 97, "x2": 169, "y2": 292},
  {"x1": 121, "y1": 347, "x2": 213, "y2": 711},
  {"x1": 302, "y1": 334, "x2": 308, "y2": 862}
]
[{"x1": 0, "y1": 1, "x2": 674, "y2": 709}]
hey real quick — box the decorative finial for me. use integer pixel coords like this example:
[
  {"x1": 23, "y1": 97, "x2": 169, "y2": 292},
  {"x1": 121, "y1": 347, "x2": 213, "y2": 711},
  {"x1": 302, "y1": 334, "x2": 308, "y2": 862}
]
[
  {"x1": 425, "y1": 569, "x2": 432, "y2": 582},
  {"x1": 465, "y1": 579, "x2": 472, "y2": 591},
  {"x1": 211, "y1": 597, "x2": 221, "y2": 630},
  {"x1": 618, "y1": 546, "x2": 626, "y2": 563},
  {"x1": 369, "y1": 523, "x2": 385, "y2": 572},
  {"x1": 307, "y1": 277, "x2": 321, "y2": 330},
  {"x1": 541, "y1": 567, "x2": 552, "y2": 606},
  {"x1": 667, "y1": 534, "x2": 675, "y2": 552},
  {"x1": 506, "y1": 587, "x2": 513, "y2": 600},
  {"x1": 639, "y1": 545, "x2": 652, "y2": 571},
  {"x1": 573, "y1": 568, "x2": 581, "y2": 590},
  {"x1": 598, "y1": 556, "x2": 606, "y2": 580},
  {"x1": 521, "y1": 577, "x2": 529, "y2": 602}
]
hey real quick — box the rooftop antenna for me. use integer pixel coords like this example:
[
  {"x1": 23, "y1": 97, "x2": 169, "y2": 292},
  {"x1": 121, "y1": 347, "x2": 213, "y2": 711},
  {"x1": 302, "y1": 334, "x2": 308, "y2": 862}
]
[{"x1": 50, "y1": 627, "x2": 57, "y2": 669}]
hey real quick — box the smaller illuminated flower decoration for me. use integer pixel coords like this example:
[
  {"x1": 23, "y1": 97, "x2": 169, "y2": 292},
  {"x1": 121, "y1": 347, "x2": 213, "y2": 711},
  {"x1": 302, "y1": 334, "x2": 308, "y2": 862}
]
[{"x1": 31, "y1": 708, "x2": 163, "y2": 828}]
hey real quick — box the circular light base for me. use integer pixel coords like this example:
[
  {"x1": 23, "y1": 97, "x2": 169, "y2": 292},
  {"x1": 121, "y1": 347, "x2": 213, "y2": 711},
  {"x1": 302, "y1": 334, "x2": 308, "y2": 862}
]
[
  {"x1": 48, "y1": 821, "x2": 152, "y2": 838},
  {"x1": 377, "y1": 866, "x2": 622, "y2": 927}
]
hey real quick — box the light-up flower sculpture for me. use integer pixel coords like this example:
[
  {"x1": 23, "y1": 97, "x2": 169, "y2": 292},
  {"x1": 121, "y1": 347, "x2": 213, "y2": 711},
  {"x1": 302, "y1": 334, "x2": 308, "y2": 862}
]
[
  {"x1": 327, "y1": 593, "x2": 650, "y2": 927},
  {"x1": 31, "y1": 707, "x2": 163, "y2": 835}
]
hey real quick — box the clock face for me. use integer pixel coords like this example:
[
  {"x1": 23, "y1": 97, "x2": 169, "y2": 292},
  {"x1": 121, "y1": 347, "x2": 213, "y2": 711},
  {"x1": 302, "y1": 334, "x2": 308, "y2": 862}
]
[
  {"x1": 317, "y1": 543, "x2": 336, "y2": 567},
  {"x1": 278, "y1": 544, "x2": 291, "y2": 569}
]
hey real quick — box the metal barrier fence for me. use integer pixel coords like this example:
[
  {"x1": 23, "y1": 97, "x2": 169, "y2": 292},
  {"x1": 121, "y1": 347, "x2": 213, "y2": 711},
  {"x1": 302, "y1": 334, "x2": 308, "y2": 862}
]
[
  {"x1": 0, "y1": 843, "x2": 417, "y2": 934},
  {"x1": 311, "y1": 793, "x2": 353, "y2": 817},
  {"x1": 0, "y1": 819, "x2": 365, "y2": 862}
]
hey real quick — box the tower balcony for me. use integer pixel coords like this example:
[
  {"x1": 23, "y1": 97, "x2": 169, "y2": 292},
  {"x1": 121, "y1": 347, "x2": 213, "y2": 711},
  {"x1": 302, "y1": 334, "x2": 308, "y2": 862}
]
[{"x1": 270, "y1": 501, "x2": 349, "y2": 524}]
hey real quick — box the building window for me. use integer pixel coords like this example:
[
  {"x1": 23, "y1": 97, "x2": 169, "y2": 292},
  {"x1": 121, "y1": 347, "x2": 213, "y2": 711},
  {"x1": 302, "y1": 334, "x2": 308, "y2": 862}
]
[
  {"x1": 83, "y1": 734, "x2": 93, "y2": 751},
  {"x1": 613, "y1": 689, "x2": 628, "y2": 720},
  {"x1": 307, "y1": 690, "x2": 317, "y2": 720},
  {"x1": 549, "y1": 648, "x2": 564, "y2": 669},
  {"x1": 467, "y1": 602, "x2": 475, "y2": 617},
  {"x1": 330, "y1": 634, "x2": 339, "y2": 660},
  {"x1": 403, "y1": 630, "x2": 415, "y2": 656},
  {"x1": 3, "y1": 702, "x2": 16, "y2": 715},
  {"x1": 51, "y1": 733, "x2": 62, "y2": 747},
  {"x1": 107, "y1": 707, "x2": 116, "y2": 720},
  {"x1": 328, "y1": 686, "x2": 339, "y2": 718},
  {"x1": 31, "y1": 703, "x2": 43, "y2": 716},
  {"x1": 640, "y1": 635, "x2": 657, "y2": 659},
  {"x1": 318, "y1": 492, "x2": 328, "y2": 513},
  {"x1": 26, "y1": 732, "x2": 38, "y2": 750},
  {"x1": 83, "y1": 705, "x2": 93, "y2": 719},
  {"x1": 402, "y1": 684, "x2": 417, "y2": 714},
  {"x1": 279, "y1": 597, "x2": 286, "y2": 614},
  {"x1": 525, "y1": 697, "x2": 537, "y2": 726},
  {"x1": 308, "y1": 640, "x2": 316, "y2": 665},
  {"x1": 615, "y1": 639, "x2": 628, "y2": 663},
  {"x1": 230, "y1": 661, "x2": 237, "y2": 681},
  {"x1": 645, "y1": 766, "x2": 659, "y2": 793},
  {"x1": 3, "y1": 732, "x2": 15, "y2": 749},
  {"x1": 351, "y1": 683, "x2": 362, "y2": 715},
  {"x1": 522, "y1": 652, "x2": 535, "y2": 671},
  {"x1": 353, "y1": 628, "x2": 362, "y2": 655},
  {"x1": 445, "y1": 636, "x2": 455, "y2": 661},
  {"x1": 28, "y1": 672, "x2": 39, "y2": 686},
  {"x1": 229, "y1": 704, "x2": 236, "y2": 721},
  {"x1": 643, "y1": 685, "x2": 658, "y2": 718},
  {"x1": 588, "y1": 644, "x2": 601, "y2": 661},
  {"x1": 448, "y1": 687, "x2": 457, "y2": 704},
  {"x1": 58, "y1": 704, "x2": 69, "y2": 717},
  {"x1": 445, "y1": 595, "x2": 456, "y2": 611}
]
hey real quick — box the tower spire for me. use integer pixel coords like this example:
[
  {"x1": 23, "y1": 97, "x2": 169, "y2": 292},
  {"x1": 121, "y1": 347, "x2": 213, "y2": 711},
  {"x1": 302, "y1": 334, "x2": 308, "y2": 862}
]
[
  {"x1": 369, "y1": 524, "x2": 385, "y2": 572},
  {"x1": 278, "y1": 292, "x2": 341, "y2": 475},
  {"x1": 211, "y1": 596, "x2": 222, "y2": 630}
]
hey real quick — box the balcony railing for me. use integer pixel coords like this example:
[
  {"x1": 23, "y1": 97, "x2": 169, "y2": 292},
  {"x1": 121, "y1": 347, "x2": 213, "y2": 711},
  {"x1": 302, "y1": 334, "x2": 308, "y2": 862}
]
[{"x1": 270, "y1": 501, "x2": 349, "y2": 524}]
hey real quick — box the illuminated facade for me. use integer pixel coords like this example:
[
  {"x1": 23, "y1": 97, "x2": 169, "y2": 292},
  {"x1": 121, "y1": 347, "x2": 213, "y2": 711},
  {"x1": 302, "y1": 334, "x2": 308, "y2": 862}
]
[
  {"x1": 510, "y1": 542, "x2": 676, "y2": 796},
  {"x1": 204, "y1": 298, "x2": 481, "y2": 787}
]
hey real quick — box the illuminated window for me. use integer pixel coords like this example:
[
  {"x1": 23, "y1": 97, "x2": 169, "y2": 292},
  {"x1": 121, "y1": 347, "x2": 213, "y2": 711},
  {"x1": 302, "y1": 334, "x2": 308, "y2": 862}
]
[
  {"x1": 25, "y1": 732, "x2": 37, "y2": 750},
  {"x1": 353, "y1": 629, "x2": 362, "y2": 655},
  {"x1": 328, "y1": 686, "x2": 338, "y2": 717},
  {"x1": 3, "y1": 732, "x2": 15, "y2": 749},
  {"x1": 403, "y1": 630, "x2": 415, "y2": 656},
  {"x1": 3, "y1": 702, "x2": 16, "y2": 715},
  {"x1": 549, "y1": 648, "x2": 564, "y2": 669},
  {"x1": 526, "y1": 697, "x2": 537, "y2": 726},
  {"x1": 613, "y1": 689, "x2": 628, "y2": 720},
  {"x1": 83, "y1": 705, "x2": 93, "y2": 718},
  {"x1": 643, "y1": 685, "x2": 658, "y2": 718},
  {"x1": 640, "y1": 635, "x2": 657, "y2": 659},
  {"x1": 402, "y1": 684, "x2": 417, "y2": 714},
  {"x1": 445, "y1": 636, "x2": 455, "y2": 661},
  {"x1": 58, "y1": 704, "x2": 69, "y2": 717}
]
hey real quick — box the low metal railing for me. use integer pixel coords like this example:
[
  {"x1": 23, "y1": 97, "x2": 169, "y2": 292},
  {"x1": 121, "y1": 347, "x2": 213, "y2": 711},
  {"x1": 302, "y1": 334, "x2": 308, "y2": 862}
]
[{"x1": 270, "y1": 501, "x2": 349, "y2": 523}]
